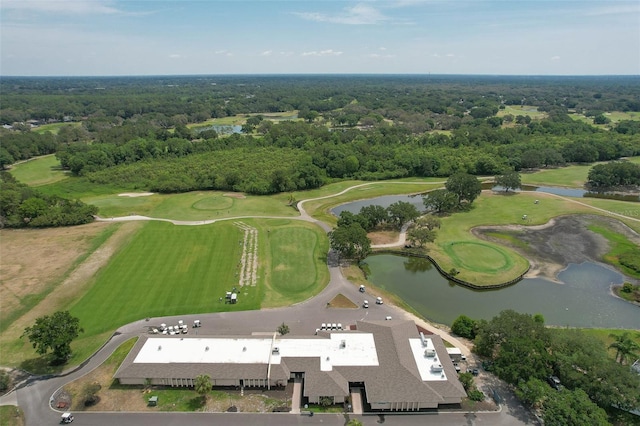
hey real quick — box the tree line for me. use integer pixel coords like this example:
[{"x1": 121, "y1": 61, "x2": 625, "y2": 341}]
[
  {"x1": 0, "y1": 172, "x2": 97, "y2": 228},
  {"x1": 452, "y1": 311, "x2": 640, "y2": 425}
]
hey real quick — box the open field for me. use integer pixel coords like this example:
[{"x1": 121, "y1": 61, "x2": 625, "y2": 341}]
[
  {"x1": 0, "y1": 406, "x2": 24, "y2": 426},
  {"x1": 520, "y1": 164, "x2": 592, "y2": 188},
  {"x1": 31, "y1": 122, "x2": 82, "y2": 135},
  {"x1": 0, "y1": 222, "x2": 117, "y2": 332},
  {"x1": 570, "y1": 110, "x2": 640, "y2": 126},
  {"x1": 8, "y1": 154, "x2": 69, "y2": 186},
  {"x1": 88, "y1": 191, "x2": 297, "y2": 220},
  {"x1": 497, "y1": 105, "x2": 547, "y2": 120},
  {"x1": 187, "y1": 111, "x2": 299, "y2": 131}
]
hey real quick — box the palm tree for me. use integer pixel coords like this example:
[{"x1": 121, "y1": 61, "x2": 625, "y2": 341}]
[
  {"x1": 194, "y1": 374, "x2": 211, "y2": 403},
  {"x1": 608, "y1": 332, "x2": 640, "y2": 364}
]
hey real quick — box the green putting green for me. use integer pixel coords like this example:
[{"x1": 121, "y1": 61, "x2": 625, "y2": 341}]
[{"x1": 444, "y1": 241, "x2": 513, "y2": 274}]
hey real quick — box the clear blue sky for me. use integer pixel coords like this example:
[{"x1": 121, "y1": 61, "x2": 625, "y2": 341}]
[{"x1": 1, "y1": 0, "x2": 638, "y2": 76}]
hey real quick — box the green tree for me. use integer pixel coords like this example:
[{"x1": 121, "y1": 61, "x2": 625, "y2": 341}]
[
  {"x1": 451, "y1": 315, "x2": 477, "y2": 339},
  {"x1": 386, "y1": 201, "x2": 420, "y2": 229},
  {"x1": 0, "y1": 370, "x2": 11, "y2": 392},
  {"x1": 194, "y1": 374, "x2": 211, "y2": 402},
  {"x1": 406, "y1": 226, "x2": 436, "y2": 248},
  {"x1": 21, "y1": 311, "x2": 83, "y2": 364},
  {"x1": 515, "y1": 377, "x2": 548, "y2": 409},
  {"x1": 542, "y1": 389, "x2": 609, "y2": 426},
  {"x1": 608, "y1": 332, "x2": 640, "y2": 364},
  {"x1": 277, "y1": 323, "x2": 290, "y2": 335},
  {"x1": 422, "y1": 189, "x2": 458, "y2": 213},
  {"x1": 494, "y1": 170, "x2": 521, "y2": 192},
  {"x1": 358, "y1": 205, "x2": 388, "y2": 231},
  {"x1": 445, "y1": 173, "x2": 482, "y2": 206},
  {"x1": 328, "y1": 223, "x2": 371, "y2": 262}
]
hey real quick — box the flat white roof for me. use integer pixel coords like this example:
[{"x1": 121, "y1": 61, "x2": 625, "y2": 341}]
[
  {"x1": 135, "y1": 333, "x2": 378, "y2": 371},
  {"x1": 409, "y1": 338, "x2": 448, "y2": 381}
]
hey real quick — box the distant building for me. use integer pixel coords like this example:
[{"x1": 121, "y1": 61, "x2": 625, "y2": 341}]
[{"x1": 114, "y1": 320, "x2": 466, "y2": 411}]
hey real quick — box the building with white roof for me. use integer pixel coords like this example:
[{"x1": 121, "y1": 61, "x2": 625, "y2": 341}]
[{"x1": 114, "y1": 320, "x2": 466, "y2": 411}]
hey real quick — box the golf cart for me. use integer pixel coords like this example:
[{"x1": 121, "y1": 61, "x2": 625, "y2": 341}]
[{"x1": 60, "y1": 412, "x2": 74, "y2": 423}]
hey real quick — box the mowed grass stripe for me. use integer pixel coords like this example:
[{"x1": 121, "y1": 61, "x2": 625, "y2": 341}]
[
  {"x1": 70, "y1": 221, "x2": 251, "y2": 335},
  {"x1": 270, "y1": 227, "x2": 319, "y2": 294}
]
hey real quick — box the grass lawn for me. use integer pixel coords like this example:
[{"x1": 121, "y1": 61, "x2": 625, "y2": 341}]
[
  {"x1": 587, "y1": 224, "x2": 640, "y2": 279},
  {"x1": 32, "y1": 122, "x2": 81, "y2": 135},
  {"x1": 7, "y1": 218, "x2": 327, "y2": 367},
  {"x1": 0, "y1": 406, "x2": 24, "y2": 426},
  {"x1": 88, "y1": 191, "x2": 297, "y2": 220},
  {"x1": 520, "y1": 164, "x2": 592, "y2": 188},
  {"x1": 497, "y1": 105, "x2": 547, "y2": 120},
  {"x1": 8, "y1": 154, "x2": 69, "y2": 186},
  {"x1": 428, "y1": 191, "x2": 596, "y2": 285},
  {"x1": 69, "y1": 221, "x2": 253, "y2": 336}
]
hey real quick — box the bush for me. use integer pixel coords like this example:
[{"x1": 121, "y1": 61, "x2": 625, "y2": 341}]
[
  {"x1": 318, "y1": 396, "x2": 334, "y2": 407},
  {"x1": 82, "y1": 382, "x2": 101, "y2": 406},
  {"x1": 451, "y1": 315, "x2": 477, "y2": 339},
  {"x1": 622, "y1": 282, "x2": 634, "y2": 293},
  {"x1": 468, "y1": 389, "x2": 485, "y2": 401},
  {"x1": 0, "y1": 371, "x2": 10, "y2": 392}
]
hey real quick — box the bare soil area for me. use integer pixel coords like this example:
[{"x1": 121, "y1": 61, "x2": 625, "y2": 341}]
[
  {"x1": 368, "y1": 230, "x2": 400, "y2": 245},
  {"x1": 0, "y1": 223, "x2": 111, "y2": 325},
  {"x1": 0, "y1": 222, "x2": 141, "y2": 363},
  {"x1": 474, "y1": 214, "x2": 640, "y2": 283}
]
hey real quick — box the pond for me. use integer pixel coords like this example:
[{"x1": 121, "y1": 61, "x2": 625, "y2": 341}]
[
  {"x1": 364, "y1": 254, "x2": 639, "y2": 329},
  {"x1": 196, "y1": 124, "x2": 243, "y2": 135},
  {"x1": 332, "y1": 185, "x2": 638, "y2": 216}
]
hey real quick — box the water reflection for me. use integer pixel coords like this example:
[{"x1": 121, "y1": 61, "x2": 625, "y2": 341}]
[{"x1": 365, "y1": 254, "x2": 639, "y2": 329}]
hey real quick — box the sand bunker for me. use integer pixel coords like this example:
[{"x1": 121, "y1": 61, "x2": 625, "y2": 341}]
[{"x1": 118, "y1": 192, "x2": 154, "y2": 197}]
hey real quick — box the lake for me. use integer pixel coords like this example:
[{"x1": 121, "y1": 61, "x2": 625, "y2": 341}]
[{"x1": 364, "y1": 254, "x2": 639, "y2": 329}]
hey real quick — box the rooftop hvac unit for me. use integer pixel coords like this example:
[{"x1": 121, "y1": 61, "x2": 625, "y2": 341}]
[
  {"x1": 272, "y1": 347, "x2": 280, "y2": 354},
  {"x1": 420, "y1": 332, "x2": 427, "y2": 347},
  {"x1": 424, "y1": 348, "x2": 436, "y2": 357},
  {"x1": 431, "y1": 363, "x2": 443, "y2": 373},
  {"x1": 340, "y1": 340, "x2": 346, "y2": 349}
]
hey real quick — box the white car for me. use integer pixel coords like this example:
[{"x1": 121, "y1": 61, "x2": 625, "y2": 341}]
[
  {"x1": 376, "y1": 297, "x2": 383, "y2": 305},
  {"x1": 363, "y1": 300, "x2": 369, "y2": 308}
]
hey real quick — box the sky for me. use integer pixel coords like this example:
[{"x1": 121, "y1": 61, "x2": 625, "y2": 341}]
[{"x1": 1, "y1": 0, "x2": 639, "y2": 76}]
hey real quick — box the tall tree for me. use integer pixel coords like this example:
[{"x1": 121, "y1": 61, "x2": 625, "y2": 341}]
[
  {"x1": 542, "y1": 389, "x2": 609, "y2": 426},
  {"x1": 608, "y1": 332, "x2": 640, "y2": 364},
  {"x1": 21, "y1": 311, "x2": 83, "y2": 364},
  {"x1": 386, "y1": 201, "x2": 420, "y2": 229},
  {"x1": 445, "y1": 173, "x2": 482, "y2": 206},
  {"x1": 277, "y1": 323, "x2": 290, "y2": 335},
  {"x1": 422, "y1": 189, "x2": 458, "y2": 213},
  {"x1": 328, "y1": 222, "x2": 371, "y2": 262},
  {"x1": 495, "y1": 170, "x2": 521, "y2": 192}
]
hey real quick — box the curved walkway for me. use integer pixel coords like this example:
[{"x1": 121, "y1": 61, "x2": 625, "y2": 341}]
[{"x1": 4, "y1": 182, "x2": 638, "y2": 425}]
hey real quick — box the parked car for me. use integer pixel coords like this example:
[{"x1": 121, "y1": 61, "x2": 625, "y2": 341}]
[
  {"x1": 363, "y1": 300, "x2": 369, "y2": 308},
  {"x1": 359, "y1": 285, "x2": 365, "y2": 293},
  {"x1": 376, "y1": 297, "x2": 383, "y2": 305},
  {"x1": 471, "y1": 368, "x2": 479, "y2": 376},
  {"x1": 547, "y1": 375, "x2": 563, "y2": 390}
]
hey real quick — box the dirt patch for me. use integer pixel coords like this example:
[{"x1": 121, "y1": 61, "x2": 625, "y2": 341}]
[
  {"x1": 327, "y1": 293, "x2": 358, "y2": 309},
  {"x1": 368, "y1": 230, "x2": 400, "y2": 245},
  {"x1": 0, "y1": 222, "x2": 142, "y2": 354},
  {"x1": 474, "y1": 214, "x2": 640, "y2": 282},
  {"x1": 223, "y1": 192, "x2": 246, "y2": 199},
  {"x1": 0, "y1": 223, "x2": 112, "y2": 325}
]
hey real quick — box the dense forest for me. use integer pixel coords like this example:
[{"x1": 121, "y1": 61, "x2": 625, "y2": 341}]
[{"x1": 1, "y1": 75, "x2": 639, "y2": 194}]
